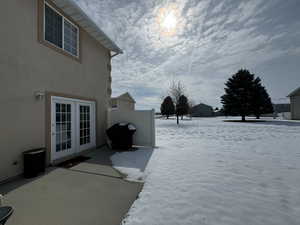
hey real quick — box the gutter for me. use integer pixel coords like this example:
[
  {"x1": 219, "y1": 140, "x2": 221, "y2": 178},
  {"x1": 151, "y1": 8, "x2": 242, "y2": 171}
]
[
  {"x1": 55, "y1": 0, "x2": 123, "y2": 55},
  {"x1": 111, "y1": 52, "x2": 122, "y2": 58}
]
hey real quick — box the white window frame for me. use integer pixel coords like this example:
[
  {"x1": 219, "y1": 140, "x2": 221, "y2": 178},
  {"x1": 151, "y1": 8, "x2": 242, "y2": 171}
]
[{"x1": 43, "y1": 1, "x2": 80, "y2": 58}]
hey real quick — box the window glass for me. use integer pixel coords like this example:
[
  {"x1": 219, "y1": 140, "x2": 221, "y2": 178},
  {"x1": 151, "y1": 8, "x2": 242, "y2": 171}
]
[
  {"x1": 79, "y1": 105, "x2": 91, "y2": 145},
  {"x1": 45, "y1": 4, "x2": 63, "y2": 48},
  {"x1": 44, "y1": 3, "x2": 79, "y2": 57},
  {"x1": 55, "y1": 103, "x2": 72, "y2": 152},
  {"x1": 64, "y1": 20, "x2": 78, "y2": 56}
]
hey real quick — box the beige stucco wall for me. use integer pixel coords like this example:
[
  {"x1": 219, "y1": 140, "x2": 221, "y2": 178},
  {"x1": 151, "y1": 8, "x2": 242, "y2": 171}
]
[
  {"x1": 291, "y1": 96, "x2": 300, "y2": 120},
  {"x1": 0, "y1": 0, "x2": 111, "y2": 182}
]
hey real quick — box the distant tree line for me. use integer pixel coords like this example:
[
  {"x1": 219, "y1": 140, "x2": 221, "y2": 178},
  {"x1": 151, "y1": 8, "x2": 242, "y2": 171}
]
[{"x1": 160, "y1": 69, "x2": 273, "y2": 124}]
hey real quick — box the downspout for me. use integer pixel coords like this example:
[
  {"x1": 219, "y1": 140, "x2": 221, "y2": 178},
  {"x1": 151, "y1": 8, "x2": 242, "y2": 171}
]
[{"x1": 107, "y1": 50, "x2": 122, "y2": 131}]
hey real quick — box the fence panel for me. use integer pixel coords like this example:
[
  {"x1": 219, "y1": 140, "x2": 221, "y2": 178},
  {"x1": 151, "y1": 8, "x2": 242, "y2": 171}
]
[{"x1": 107, "y1": 109, "x2": 155, "y2": 147}]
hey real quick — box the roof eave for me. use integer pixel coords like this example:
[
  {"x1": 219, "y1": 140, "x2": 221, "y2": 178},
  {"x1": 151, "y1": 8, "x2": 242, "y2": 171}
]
[
  {"x1": 51, "y1": 0, "x2": 123, "y2": 54},
  {"x1": 287, "y1": 87, "x2": 300, "y2": 97}
]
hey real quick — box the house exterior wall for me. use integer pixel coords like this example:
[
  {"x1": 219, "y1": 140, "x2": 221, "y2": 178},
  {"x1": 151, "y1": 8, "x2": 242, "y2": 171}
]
[
  {"x1": 110, "y1": 98, "x2": 118, "y2": 108},
  {"x1": 290, "y1": 96, "x2": 300, "y2": 120},
  {"x1": 117, "y1": 100, "x2": 135, "y2": 111},
  {"x1": 191, "y1": 104, "x2": 214, "y2": 117},
  {"x1": 0, "y1": 0, "x2": 111, "y2": 182}
]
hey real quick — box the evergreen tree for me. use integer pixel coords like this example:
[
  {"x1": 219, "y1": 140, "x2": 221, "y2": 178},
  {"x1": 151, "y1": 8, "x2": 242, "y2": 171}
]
[
  {"x1": 251, "y1": 78, "x2": 273, "y2": 119},
  {"x1": 176, "y1": 95, "x2": 189, "y2": 121},
  {"x1": 221, "y1": 69, "x2": 256, "y2": 121},
  {"x1": 221, "y1": 69, "x2": 274, "y2": 121},
  {"x1": 160, "y1": 96, "x2": 175, "y2": 119}
]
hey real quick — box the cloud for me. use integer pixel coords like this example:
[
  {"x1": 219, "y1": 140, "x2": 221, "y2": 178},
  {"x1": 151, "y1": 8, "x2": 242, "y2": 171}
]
[{"x1": 74, "y1": 0, "x2": 300, "y2": 109}]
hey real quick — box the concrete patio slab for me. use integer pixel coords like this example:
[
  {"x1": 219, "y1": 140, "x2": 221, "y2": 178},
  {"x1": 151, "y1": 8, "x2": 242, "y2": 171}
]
[
  {"x1": 84, "y1": 147, "x2": 115, "y2": 166},
  {"x1": 71, "y1": 163, "x2": 123, "y2": 178},
  {"x1": 1, "y1": 168, "x2": 143, "y2": 225},
  {"x1": 66, "y1": 147, "x2": 124, "y2": 178}
]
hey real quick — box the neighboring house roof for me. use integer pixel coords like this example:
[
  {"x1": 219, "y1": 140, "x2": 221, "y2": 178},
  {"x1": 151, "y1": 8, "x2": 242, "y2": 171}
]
[
  {"x1": 288, "y1": 87, "x2": 300, "y2": 97},
  {"x1": 112, "y1": 92, "x2": 136, "y2": 103},
  {"x1": 190, "y1": 103, "x2": 214, "y2": 117},
  {"x1": 192, "y1": 103, "x2": 213, "y2": 110},
  {"x1": 51, "y1": 0, "x2": 123, "y2": 54}
]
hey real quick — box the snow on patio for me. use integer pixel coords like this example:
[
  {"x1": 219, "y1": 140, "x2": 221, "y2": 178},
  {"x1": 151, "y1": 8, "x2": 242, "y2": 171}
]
[{"x1": 111, "y1": 118, "x2": 300, "y2": 225}]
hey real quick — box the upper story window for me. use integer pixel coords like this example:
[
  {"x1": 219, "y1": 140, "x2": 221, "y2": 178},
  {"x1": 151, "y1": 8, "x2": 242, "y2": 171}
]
[{"x1": 44, "y1": 2, "x2": 79, "y2": 57}]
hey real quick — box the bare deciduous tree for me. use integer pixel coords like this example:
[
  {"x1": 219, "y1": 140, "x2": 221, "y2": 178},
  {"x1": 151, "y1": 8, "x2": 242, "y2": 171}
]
[
  {"x1": 168, "y1": 81, "x2": 186, "y2": 105},
  {"x1": 162, "y1": 80, "x2": 190, "y2": 124}
]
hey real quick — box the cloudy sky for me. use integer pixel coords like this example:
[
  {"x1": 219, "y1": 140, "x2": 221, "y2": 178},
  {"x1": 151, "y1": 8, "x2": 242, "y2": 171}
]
[{"x1": 74, "y1": 0, "x2": 300, "y2": 110}]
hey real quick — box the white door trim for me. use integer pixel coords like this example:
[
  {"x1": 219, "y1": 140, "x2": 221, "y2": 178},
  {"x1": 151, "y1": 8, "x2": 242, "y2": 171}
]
[{"x1": 51, "y1": 96, "x2": 96, "y2": 162}]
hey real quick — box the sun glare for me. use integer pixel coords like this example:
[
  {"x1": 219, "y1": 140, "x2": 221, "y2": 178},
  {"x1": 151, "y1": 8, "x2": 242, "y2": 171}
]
[
  {"x1": 157, "y1": 5, "x2": 179, "y2": 36},
  {"x1": 161, "y1": 11, "x2": 177, "y2": 31}
]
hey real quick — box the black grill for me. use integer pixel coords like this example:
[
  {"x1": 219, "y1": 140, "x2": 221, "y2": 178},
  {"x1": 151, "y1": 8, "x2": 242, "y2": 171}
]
[{"x1": 106, "y1": 123, "x2": 136, "y2": 150}]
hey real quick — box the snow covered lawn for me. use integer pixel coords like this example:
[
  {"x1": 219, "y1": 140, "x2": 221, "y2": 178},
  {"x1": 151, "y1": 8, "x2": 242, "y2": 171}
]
[{"x1": 111, "y1": 118, "x2": 300, "y2": 225}]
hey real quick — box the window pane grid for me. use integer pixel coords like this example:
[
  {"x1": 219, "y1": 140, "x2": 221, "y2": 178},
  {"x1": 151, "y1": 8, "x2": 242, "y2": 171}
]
[
  {"x1": 80, "y1": 106, "x2": 91, "y2": 146},
  {"x1": 56, "y1": 103, "x2": 72, "y2": 152}
]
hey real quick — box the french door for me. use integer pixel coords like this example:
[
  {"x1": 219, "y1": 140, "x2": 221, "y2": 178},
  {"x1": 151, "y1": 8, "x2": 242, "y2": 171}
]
[{"x1": 51, "y1": 96, "x2": 96, "y2": 161}]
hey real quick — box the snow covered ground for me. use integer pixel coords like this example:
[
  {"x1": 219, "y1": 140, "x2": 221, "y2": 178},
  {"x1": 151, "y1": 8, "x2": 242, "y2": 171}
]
[{"x1": 111, "y1": 117, "x2": 300, "y2": 225}]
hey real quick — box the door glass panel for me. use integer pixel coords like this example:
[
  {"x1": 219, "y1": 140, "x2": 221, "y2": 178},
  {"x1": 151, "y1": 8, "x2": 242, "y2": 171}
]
[
  {"x1": 56, "y1": 103, "x2": 72, "y2": 152},
  {"x1": 80, "y1": 105, "x2": 91, "y2": 145}
]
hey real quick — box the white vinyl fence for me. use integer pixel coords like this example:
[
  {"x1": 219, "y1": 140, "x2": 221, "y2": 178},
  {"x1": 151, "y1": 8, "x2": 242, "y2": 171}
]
[
  {"x1": 107, "y1": 109, "x2": 155, "y2": 147},
  {"x1": 278, "y1": 112, "x2": 291, "y2": 120}
]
